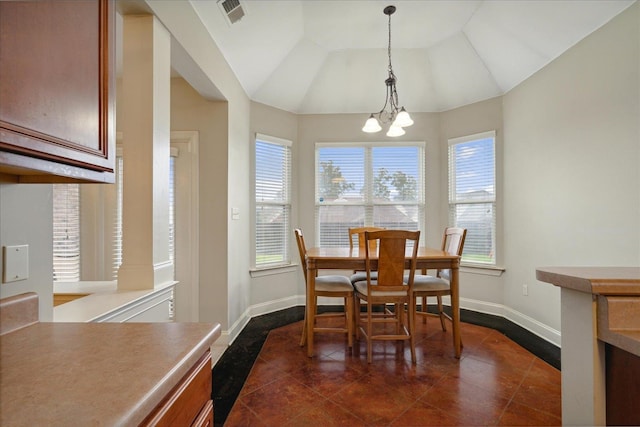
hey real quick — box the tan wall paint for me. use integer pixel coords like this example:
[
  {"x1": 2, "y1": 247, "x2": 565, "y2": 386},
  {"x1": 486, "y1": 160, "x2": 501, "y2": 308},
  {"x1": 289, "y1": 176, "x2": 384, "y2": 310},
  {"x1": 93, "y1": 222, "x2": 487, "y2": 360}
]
[{"x1": 502, "y1": 2, "x2": 639, "y2": 336}]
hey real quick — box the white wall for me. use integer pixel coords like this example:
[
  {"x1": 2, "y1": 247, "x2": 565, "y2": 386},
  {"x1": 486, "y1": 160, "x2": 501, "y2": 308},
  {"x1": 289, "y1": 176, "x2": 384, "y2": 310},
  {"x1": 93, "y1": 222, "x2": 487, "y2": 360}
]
[
  {"x1": 144, "y1": 0, "x2": 252, "y2": 341},
  {"x1": 502, "y1": 2, "x2": 639, "y2": 343},
  {"x1": 0, "y1": 181, "x2": 53, "y2": 321}
]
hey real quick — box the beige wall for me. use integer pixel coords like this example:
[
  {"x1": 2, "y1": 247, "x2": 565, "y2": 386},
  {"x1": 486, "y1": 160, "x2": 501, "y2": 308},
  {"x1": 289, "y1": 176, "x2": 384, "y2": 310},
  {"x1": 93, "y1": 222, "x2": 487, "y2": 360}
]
[
  {"x1": 169, "y1": 78, "x2": 229, "y2": 327},
  {"x1": 1, "y1": 2, "x2": 636, "y2": 349},
  {"x1": 248, "y1": 102, "x2": 300, "y2": 307},
  {"x1": 440, "y1": 97, "x2": 506, "y2": 308},
  {"x1": 297, "y1": 112, "x2": 442, "y2": 247},
  {"x1": 145, "y1": 0, "x2": 252, "y2": 338},
  {"x1": 502, "y1": 2, "x2": 639, "y2": 340}
]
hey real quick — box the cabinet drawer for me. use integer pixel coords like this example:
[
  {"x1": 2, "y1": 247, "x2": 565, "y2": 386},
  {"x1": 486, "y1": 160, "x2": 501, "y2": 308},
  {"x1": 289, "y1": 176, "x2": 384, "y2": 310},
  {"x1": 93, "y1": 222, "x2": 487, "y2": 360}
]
[
  {"x1": 192, "y1": 400, "x2": 213, "y2": 427},
  {"x1": 142, "y1": 351, "x2": 212, "y2": 427}
]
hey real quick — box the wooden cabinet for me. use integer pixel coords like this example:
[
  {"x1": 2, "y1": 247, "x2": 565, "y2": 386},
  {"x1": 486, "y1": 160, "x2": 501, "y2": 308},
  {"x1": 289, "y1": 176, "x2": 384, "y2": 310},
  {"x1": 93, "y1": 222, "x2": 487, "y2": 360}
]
[
  {"x1": 142, "y1": 351, "x2": 214, "y2": 427},
  {"x1": 0, "y1": 0, "x2": 115, "y2": 183}
]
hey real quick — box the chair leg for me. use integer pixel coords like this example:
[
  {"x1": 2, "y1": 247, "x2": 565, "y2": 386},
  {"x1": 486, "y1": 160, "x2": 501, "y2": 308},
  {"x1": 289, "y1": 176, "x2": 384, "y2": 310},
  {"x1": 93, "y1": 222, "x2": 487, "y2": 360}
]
[
  {"x1": 437, "y1": 295, "x2": 447, "y2": 331},
  {"x1": 307, "y1": 295, "x2": 317, "y2": 358},
  {"x1": 421, "y1": 296, "x2": 427, "y2": 324},
  {"x1": 299, "y1": 305, "x2": 307, "y2": 347},
  {"x1": 408, "y1": 298, "x2": 416, "y2": 364},
  {"x1": 346, "y1": 295, "x2": 354, "y2": 348},
  {"x1": 354, "y1": 293, "x2": 360, "y2": 342},
  {"x1": 366, "y1": 302, "x2": 373, "y2": 364},
  {"x1": 395, "y1": 303, "x2": 402, "y2": 334}
]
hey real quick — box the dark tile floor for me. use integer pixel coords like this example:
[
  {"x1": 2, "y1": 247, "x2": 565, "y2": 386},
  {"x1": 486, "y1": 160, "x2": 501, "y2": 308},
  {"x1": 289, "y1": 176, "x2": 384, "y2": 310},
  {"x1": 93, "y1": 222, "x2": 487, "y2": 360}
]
[{"x1": 219, "y1": 308, "x2": 561, "y2": 426}]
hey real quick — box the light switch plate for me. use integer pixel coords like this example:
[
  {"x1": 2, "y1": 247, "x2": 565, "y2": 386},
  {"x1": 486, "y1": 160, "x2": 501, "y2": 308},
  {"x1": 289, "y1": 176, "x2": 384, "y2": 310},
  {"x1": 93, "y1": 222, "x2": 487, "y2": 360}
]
[{"x1": 3, "y1": 245, "x2": 29, "y2": 283}]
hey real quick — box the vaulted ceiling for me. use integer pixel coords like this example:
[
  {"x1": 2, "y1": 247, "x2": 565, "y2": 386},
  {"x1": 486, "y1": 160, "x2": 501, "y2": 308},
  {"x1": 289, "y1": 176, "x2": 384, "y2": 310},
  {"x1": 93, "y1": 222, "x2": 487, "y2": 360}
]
[{"x1": 189, "y1": 0, "x2": 634, "y2": 114}]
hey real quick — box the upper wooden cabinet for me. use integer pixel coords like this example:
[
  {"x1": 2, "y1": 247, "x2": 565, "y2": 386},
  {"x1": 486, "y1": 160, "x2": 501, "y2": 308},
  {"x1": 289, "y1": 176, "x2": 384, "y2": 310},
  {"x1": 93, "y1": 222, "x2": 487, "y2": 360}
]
[{"x1": 0, "y1": 0, "x2": 115, "y2": 183}]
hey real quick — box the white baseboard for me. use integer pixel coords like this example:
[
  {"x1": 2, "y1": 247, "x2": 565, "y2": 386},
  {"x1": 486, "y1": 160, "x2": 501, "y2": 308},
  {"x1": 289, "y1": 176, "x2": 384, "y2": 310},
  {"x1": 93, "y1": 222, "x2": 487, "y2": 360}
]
[
  {"x1": 221, "y1": 295, "x2": 561, "y2": 351},
  {"x1": 439, "y1": 296, "x2": 561, "y2": 347}
]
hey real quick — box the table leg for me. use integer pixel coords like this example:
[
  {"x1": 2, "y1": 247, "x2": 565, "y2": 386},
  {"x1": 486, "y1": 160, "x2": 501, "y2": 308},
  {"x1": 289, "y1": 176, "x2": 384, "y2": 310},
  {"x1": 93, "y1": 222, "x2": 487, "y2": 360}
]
[
  {"x1": 451, "y1": 260, "x2": 462, "y2": 358},
  {"x1": 306, "y1": 266, "x2": 316, "y2": 358}
]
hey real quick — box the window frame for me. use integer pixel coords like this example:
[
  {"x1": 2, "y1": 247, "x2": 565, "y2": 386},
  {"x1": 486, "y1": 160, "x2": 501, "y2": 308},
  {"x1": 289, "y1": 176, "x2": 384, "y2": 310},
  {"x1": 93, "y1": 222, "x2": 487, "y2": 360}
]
[
  {"x1": 253, "y1": 133, "x2": 293, "y2": 270},
  {"x1": 448, "y1": 130, "x2": 497, "y2": 267},
  {"x1": 314, "y1": 141, "x2": 426, "y2": 247}
]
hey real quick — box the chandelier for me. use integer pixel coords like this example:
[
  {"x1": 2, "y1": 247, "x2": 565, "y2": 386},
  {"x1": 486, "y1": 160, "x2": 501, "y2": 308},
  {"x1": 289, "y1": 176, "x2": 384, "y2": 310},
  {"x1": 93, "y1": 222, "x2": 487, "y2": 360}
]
[{"x1": 362, "y1": 5, "x2": 413, "y2": 137}]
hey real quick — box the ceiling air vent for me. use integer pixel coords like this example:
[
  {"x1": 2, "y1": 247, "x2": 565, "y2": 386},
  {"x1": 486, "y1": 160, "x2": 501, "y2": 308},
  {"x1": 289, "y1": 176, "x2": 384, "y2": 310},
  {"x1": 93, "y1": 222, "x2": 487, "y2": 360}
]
[{"x1": 218, "y1": 0, "x2": 246, "y2": 25}]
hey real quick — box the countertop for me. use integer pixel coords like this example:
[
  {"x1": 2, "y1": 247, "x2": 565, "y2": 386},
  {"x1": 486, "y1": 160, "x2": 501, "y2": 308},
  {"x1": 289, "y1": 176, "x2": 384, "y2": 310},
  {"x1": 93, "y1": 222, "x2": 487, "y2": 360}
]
[
  {"x1": 536, "y1": 266, "x2": 640, "y2": 357},
  {"x1": 535, "y1": 266, "x2": 640, "y2": 295},
  {"x1": 0, "y1": 321, "x2": 221, "y2": 426}
]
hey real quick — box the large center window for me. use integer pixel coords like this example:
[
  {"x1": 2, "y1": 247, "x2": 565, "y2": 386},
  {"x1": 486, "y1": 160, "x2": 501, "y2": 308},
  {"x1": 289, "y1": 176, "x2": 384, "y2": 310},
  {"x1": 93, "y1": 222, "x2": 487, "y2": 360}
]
[{"x1": 315, "y1": 142, "x2": 425, "y2": 247}]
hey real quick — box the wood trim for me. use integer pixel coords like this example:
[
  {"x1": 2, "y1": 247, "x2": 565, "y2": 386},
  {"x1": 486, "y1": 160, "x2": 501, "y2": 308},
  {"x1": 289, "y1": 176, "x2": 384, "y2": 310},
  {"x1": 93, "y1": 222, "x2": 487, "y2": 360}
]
[{"x1": 141, "y1": 351, "x2": 212, "y2": 426}]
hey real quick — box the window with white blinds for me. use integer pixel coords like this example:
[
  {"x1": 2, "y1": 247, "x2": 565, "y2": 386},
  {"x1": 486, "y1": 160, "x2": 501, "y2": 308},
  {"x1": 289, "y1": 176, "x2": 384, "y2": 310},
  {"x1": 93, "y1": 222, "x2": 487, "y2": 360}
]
[
  {"x1": 448, "y1": 131, "x2": 496, "y2": 265},
  {"x1": 112, "y1": 156, "x2": 123, "y2": 278},
  {"x1": 255, "y1": 134, "x2": 292, "y2": 268},
  {"x1": 315, "y1": 142, "x2": 425, "y2": 247},
  {"x1": 53, "y1": 184, "x2": 81, "y2": 282}
]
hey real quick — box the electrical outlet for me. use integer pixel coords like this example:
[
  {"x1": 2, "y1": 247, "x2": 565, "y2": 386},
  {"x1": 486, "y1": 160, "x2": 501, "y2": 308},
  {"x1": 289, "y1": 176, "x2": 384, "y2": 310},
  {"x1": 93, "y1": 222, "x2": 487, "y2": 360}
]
[{"x1": 522, "y1": 284, "x2": 528, "y2": 296}]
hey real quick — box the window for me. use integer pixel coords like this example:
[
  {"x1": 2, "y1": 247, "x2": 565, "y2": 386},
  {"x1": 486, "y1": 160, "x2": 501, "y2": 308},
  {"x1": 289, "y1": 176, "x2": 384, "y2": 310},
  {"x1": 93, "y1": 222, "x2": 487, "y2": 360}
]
[
  {"x1": 255, "y1": 134, "x2": 292, "y2": 268},
  {"x1": 53, "y1": 184, "x2": 81, "y2": 282},
  {"x1": 54, "y1": 149, "x2": 177, "y2": 282},
  {"x1": 448, "y1": 131, "x2": 496, "y2": 265},
  {"x1": 315, "y1": 142, "x2": 425, "y2": 247},
  {"x1": 112, "y1": 155, "x2": 123, "y2": 278}
]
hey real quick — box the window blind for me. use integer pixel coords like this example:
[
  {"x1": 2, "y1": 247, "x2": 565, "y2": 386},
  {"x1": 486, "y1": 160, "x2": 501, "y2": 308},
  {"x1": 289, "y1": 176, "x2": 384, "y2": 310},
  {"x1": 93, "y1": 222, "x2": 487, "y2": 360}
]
[
  {"x1": 255, "y1": 134, "x2": 292, "y2": 267},
  {"x1": 448, "y1": 131, "x2": 496, "y2": 265},
  {"x1": 112, "y1": 156, "x2": 123, "y2": 279},
  {"x1": 315, "y1": 143, "x2": 425, "y2": 247},
  {"x1": 53, "y1": 183, "x2": 81, "y2": 282}
]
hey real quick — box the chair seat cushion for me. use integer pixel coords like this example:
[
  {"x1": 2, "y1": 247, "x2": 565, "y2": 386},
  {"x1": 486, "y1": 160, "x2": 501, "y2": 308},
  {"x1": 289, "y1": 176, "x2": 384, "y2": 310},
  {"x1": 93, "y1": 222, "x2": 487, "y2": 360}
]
[
  {"x1": 350, "y1": 271, "x2": 378, "y2": 284},
  {"x1": 354, "y1": 280, "x2": 408, "y2": 297},
  {"x1": 410, "y1": 274, "x2": 450, "y2": 292},
  {"x1": 315, "y1": 275, "x2": 354, "y2": 292}
]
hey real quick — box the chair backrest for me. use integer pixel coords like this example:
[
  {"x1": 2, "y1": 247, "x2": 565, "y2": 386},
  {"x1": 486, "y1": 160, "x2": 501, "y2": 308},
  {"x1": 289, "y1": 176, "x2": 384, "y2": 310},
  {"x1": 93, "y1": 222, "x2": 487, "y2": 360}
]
[
  {"x1": 364, "y1": 229, "x2": 420, "y2": 292},
  {"x1": 349, "y1": 226, "x2": 385, "y2": 252},
  {"x1": 294, "y1": 228, "x2": 308, "y2": 283},
  {"x1": 438, "y1": 227, "x2": 467, "y2": 280}
]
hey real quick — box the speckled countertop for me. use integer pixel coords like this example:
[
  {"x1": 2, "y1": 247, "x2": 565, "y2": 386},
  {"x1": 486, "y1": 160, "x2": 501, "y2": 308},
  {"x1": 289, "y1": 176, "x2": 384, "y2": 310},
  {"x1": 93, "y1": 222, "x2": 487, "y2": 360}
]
[{"x1": 0, "y1": 322, "x2": 221, "y2": 426}]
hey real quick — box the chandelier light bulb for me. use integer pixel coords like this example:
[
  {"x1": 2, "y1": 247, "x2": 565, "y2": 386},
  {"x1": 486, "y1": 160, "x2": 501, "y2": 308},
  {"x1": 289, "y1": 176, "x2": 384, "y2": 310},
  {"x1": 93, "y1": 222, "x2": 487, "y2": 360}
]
[
  {"x1": 393, "y1": 107, "x2": 414, "y2": 128},
  {"x1": 386, "y1": 124, "x2": 405, "y2": 137},
  {"x1": 362, "y1": 114, "x2": 382, "y2": 133}
]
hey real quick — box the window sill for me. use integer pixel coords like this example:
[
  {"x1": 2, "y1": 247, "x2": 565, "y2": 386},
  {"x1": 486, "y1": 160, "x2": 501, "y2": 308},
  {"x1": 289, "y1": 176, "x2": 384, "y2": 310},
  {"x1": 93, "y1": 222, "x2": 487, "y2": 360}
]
[
  {"x1": 460, "y1": 264, "x2": 505, "y2": 277},
  {"x1": 250, "y1": 264, "x2": 298, "y2": 278}
]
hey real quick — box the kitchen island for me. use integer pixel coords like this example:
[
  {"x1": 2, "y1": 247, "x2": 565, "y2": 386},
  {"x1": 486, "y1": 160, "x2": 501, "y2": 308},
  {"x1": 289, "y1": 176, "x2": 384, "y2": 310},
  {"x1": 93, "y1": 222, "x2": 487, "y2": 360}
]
[
  {"x1": 0, "y1": 292, "x2": 221, "y2": 426},
  {"x1": 536, "y1": 267, "x2": 640, "y2": 426}
]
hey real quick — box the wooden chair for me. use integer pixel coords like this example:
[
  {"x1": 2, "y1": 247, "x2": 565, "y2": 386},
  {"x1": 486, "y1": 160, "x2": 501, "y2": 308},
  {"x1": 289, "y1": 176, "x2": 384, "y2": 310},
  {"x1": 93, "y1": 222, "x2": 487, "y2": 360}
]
[
  {"x1": 348, "y1": 226, "x2": 385, "y2": 284},
  {"x1": 412, "y1": 227, "x2": 466, "y2": 331},
  {"x1": 353, "y1": 229, "x2": 420, "y2": 363},
  {"x1": 294, "y1": 229, "x2": 354, "y2": 354}
]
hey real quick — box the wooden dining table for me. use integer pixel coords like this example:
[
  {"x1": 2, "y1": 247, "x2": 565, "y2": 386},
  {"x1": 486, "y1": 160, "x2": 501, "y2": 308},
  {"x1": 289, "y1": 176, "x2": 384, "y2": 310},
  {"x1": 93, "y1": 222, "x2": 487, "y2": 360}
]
[{"x1": 305, "y1": 246, "x2": 462, "y2": 359}]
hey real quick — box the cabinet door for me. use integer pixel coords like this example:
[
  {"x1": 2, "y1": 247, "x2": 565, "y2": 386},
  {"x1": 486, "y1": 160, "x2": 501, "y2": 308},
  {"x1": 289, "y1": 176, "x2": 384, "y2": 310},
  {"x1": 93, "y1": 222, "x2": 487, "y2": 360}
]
[{"x1": 0, "y1": 0, "x2": 114, "y2": 183}]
